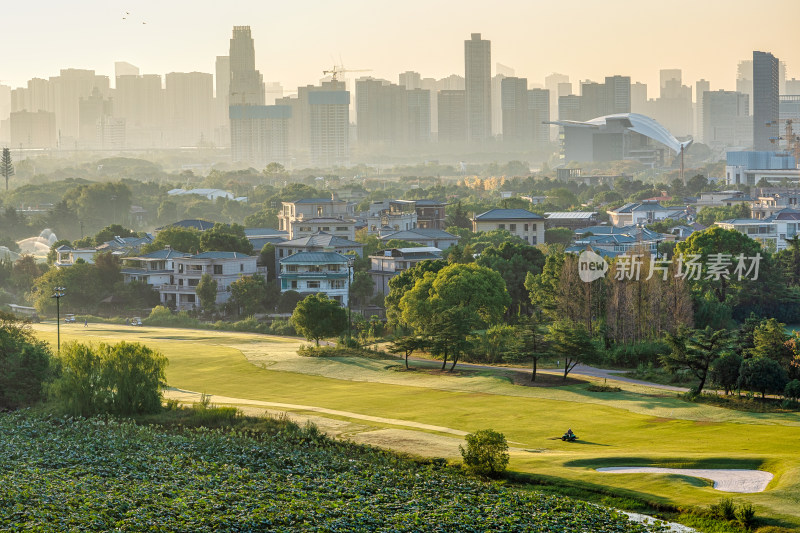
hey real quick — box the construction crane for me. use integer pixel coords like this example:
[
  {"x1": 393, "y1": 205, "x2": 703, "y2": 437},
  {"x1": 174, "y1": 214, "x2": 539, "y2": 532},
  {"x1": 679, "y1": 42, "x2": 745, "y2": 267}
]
[
  {"x1": 322, "y1": 65, "x2": 372, "y2": 82},
  {"x1": 767, "y1": 119, "x2": 800, "y2": 167}
]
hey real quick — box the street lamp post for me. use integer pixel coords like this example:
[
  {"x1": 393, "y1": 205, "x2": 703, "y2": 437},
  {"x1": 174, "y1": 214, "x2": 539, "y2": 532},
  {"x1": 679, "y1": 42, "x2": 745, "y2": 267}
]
[
  {"x1": 347, "y1": 257, "x2": 354, "y2": 345},
  {"x1": 51, "y1": 286, "x2": 65, "y2": 353}
]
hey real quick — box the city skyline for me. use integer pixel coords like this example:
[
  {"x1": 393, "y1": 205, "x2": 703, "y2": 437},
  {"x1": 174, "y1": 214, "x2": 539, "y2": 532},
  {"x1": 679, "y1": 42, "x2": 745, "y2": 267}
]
[{"x1": 5, "y1": 0, "x2": 799, "y2": 94}]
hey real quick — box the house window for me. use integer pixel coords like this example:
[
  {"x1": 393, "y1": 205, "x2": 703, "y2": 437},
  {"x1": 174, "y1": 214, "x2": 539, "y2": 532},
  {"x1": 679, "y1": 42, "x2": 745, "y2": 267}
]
[
  {"x1": 524, "y1": 224, "x2": 529, "y2": 231},
  {"x1": 307, "y1": 281, "x2": 320, "y2": 289},
  {"x1": 178, "y1": 279, "x2": 184, "y2": 286},
  {"x1": 531, "y1": 236, "x2": 537, "y2": 244},
  {"x1": 213, "y1": 265, "x2": 223, "y2": 275},
  {"x1": 178, "y1": 264, "x2": 184, "y2": 273},
  {"x1": 498, "y1": 224, "x2": 505, "y2": 230},
  {"x1": 291, "y1": 280, "x2": 298, "y2": 289},
  {"x1": 317, "y1": 207, "x2": 324, "y2": 216},
  {"x1": 240, "y1": 264, "x2": 244, "y2": 272},
  {"x1": 331, "y1": 280, "x2": 345, "y2": 289},
  {"x1": 188, "y1": 279, "x2": 199, "y2": 287},
  {"x1": 187, "y1": 294, "x2": 196, "y2": 303},
  {"x1": 321, "y1": 227, "x2": 330, "y2": 231},
  {"x1": 510, "y1": 224, "x2": 516, "y2": 231},
  {"x1": 532, "y1": 224, "x2": 537, "y2": 231},
  {"x1": 279, "y1": 249, "x2": 284, "y2": 257},
  {"x1": 336, "y1": 226, "x2": 348, "y2": 231}
]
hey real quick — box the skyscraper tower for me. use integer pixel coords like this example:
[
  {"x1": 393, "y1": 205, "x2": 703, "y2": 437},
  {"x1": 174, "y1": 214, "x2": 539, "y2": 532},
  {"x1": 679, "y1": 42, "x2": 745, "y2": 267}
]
[
  {"x1": 753, "y1": 51, "x2": 779, "y2": 151},
  {"x1": 464, "y1": 33, "x2": 491, "y2": 143},
  {"x1": 229, "y1": 26, "x2": 264, "y2": 105}
]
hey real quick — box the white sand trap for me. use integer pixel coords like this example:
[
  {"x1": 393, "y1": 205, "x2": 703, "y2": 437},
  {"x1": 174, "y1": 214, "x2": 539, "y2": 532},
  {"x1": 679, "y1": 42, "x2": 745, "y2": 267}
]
[{"x1": 596, "y1": 467, "x2": 773, "y2": 493}]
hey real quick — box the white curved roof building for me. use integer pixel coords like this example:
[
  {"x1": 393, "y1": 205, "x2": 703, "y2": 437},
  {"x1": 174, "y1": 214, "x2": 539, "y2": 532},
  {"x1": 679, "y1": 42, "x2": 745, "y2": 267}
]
[{"x1": 549, "y1": 113, "x2": 692, "y2": 166}]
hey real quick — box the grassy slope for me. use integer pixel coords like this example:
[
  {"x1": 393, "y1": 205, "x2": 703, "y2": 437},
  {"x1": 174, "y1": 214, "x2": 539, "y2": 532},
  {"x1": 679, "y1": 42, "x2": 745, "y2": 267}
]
[{"x1": 34, "y1": 322, "x2": 800, "y2": 527}]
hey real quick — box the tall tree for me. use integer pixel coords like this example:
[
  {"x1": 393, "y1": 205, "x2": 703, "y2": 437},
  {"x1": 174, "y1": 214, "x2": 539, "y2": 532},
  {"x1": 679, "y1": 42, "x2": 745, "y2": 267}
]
[
  {"x1": 546, "y1": 319, "x2": 598, "y2": 380},
  {"x1": 399, "y1": 263, "x2": 509, "y2": 371},
  {"x1": 662, "y1": 326, "x2": 731, "y2": 394},
  {"x1": 228, "y1": 275, "x2": 267, "y2": 316},
  {"x1": 291, "y1": 293, "x2": 348, "y2": 346},
  {"x1": 477, "y1": 241, "x2": 545, "y2": 316},
  {"x1": 505, "y1": 314, "x2": 550, "y2": 381},
  {"x1": 199, "y1": 223, "x2": 254, "y2": 254},
  {"x1": 196, "y1": 273, "x2": 218, "y2": 314},
  {"x1": 1, "y1": 147, "x2": 14, "y2": 191}
]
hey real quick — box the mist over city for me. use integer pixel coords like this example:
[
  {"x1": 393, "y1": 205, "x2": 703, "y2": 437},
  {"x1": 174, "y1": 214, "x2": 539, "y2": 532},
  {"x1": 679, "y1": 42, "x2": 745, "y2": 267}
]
[{"x1": 3, "y1": 2, "x2": 800, "y2": 532}]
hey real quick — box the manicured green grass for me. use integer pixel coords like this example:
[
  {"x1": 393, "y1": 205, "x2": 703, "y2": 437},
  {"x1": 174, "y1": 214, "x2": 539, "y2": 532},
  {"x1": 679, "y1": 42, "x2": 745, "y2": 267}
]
[{"x1": 33, "y1": 323, "x2": 800, "y2": 528}]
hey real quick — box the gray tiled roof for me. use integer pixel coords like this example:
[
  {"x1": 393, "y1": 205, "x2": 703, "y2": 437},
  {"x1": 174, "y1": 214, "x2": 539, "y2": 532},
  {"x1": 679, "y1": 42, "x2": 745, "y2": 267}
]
[
  {"x1": 190, "y1": 251, "x2": 254, "y2": 259},
  {"x1": 280, "y1": 251, "x2": 350, "y2": 263},
  {"x1": 474, "y1": 208, "x2": 544, "y2": 220}
]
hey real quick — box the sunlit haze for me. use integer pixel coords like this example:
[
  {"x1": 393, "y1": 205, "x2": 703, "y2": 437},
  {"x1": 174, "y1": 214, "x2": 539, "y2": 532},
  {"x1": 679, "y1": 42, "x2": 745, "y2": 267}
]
[{"x1": 6, "y1": 0, "x2": 799, "y2": 91}]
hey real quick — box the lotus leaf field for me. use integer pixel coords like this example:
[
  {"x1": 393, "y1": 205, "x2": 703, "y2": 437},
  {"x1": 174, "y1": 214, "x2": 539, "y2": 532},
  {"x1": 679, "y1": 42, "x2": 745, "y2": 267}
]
[{"x1": 0, "y1": 412, "x2": 665, "y2": 532}]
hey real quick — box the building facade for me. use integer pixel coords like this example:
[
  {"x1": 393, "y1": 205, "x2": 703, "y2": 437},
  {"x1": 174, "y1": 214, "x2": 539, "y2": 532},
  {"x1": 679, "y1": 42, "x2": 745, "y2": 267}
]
[
  {"x1": 472, "y1": 208, "x2": 545, "y2": 245},
  {"x1": 279, "y1": 251, "x2": 350, "y2": 305}
]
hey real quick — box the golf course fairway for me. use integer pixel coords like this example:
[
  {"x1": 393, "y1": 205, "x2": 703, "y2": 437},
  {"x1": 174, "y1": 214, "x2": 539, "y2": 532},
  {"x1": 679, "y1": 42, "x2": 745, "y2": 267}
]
[{"x1": 32, "y1": 322, "x2": 800, "y2": 528}]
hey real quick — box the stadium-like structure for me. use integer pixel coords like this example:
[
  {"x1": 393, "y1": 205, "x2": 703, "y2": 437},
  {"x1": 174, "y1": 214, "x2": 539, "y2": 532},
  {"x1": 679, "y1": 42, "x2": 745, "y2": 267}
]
[{"x1": 548, "y1": 113, "x2": 693, "y2": 167}]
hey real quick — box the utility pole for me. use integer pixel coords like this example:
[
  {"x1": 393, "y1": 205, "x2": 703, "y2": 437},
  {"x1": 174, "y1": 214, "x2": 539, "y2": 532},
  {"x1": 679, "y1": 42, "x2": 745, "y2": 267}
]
[{"x1": 51, "y1": 287, "x2": 66, "y2": 353}]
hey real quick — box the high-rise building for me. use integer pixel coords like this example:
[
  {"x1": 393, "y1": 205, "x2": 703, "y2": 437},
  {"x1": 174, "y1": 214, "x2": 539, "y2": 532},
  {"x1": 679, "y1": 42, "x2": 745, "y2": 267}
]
[
  {"x1": 165, "y1": 72, "x2": 214, "y2": 147},
  {"x1": 491, "y1": 73, "x2": 507, "y2": 136},
  {"x1": 438, "y1": 90, "x2": 466, "y2": 143},
  {"x1": 703, "y1": 90, "x2": 750, "y2": 148},
  {"x1": 631, "y1": 82, "x2": 648, "y2": 113},
  {"x1": 215, "y1": 55, "x2": 230, "y2": 147},
  {"x1": 753, "y1": 51, "x2": 779, "y2": 151},
  {"x1": 10, "y1": 110, "x2": 57, "y2": 149},
  {"x1": 50, "y1": 69, "x2": 110, "y2": 144},
  {"x1": 580, "y1": 81, "x2": 605, "y2": 120},
  {"x1": 545, "y1": 73, "x2": 570, "y2": 141},
  {"x1": 737, "y1": 59, "x2": 754, "y2": 111},
  {"x1": 309, "y1": 80, "x2": 350, "y2": 167},
  {"x1": 528, "y1": 88, "x2": 550, "y2": 146},
  {"x1": 264, "y1": 82, "x2": 283, "y2": 105},
  {"x1": 695, "y1": 79, "x2": 710, "y2": 142},
  {"x1": 787, "y1": 79, "x2": 800, "y2": 95},
  {"x1": 406, "y1": 88, "x2": 431, "y2": 144},
  {"x1": 115, "y1": 62, "x2": 139, "y2": 78},
  {"x1": 464, "y1": 33, "x2": 491, "y2": 142},
  {"x1": 399, "y1": 71, "x2": 421, "y2": 90},
  {"x1": 78, "y1": 87, "x2": 115, "y2": 148},
  {"x1": 114, "y1": 74, "x2": 163, "y2": 147},
  {"x1": 229, "y1": 26, "x2": 264, "y2": 106},
  {"x1": 558, "y1": 95, "x2": 582, "y2": 122},
  {"x1": 660, "y1": 69, "x2": 682, "y2": 95},
  {"x1": 604, "y1": 75, "x2": 631, "y2": 115},
  {"x1": 501, "y1": 77, "x2": 528, "y2": 141}
]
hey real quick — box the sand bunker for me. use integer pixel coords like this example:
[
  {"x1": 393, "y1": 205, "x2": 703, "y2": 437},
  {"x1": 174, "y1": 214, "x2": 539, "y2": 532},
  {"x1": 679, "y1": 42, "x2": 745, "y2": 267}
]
[{"x1": 596, "y1": 467, "x2": 773, "y2": 493}]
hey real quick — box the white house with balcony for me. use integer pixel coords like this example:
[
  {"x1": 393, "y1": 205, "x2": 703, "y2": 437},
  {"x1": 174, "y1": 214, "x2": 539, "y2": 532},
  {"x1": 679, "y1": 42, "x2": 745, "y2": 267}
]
[
  {"x1": 54, "y1": 245, "x2": 99, "y2": 267},
  {"x1": 607, "y1": 201, "x2": 687, "y2": 227},
  {"x1": 159, "y1": 251, "x2": 258, "y2": 310},
  {"x1": 716, "y1": 208, "x2": 800, "y2": 252},
  {"x1": 279, "y1": 251, "x2": 351, "y2": 306},
  {"x1": 363, "y1": 200, "x2": 418, "y2": 234},
  {"x1": 277, "y1": 197, "x2": 357, "y2": 240},
  {"x1": 121, "y1": 247, "x2": 190, "y2": 286}
]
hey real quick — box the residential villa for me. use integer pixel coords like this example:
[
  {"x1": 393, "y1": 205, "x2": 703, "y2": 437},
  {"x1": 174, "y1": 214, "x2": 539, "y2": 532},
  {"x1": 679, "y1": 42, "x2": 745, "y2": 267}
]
[
  {"x1": 472, "y1": 208, "x2": 545, "y2": 245},
  {"x1": 159, "y1": 251, "x2": 259, "y2": 310},
  {"x1": 363, "y1": 200, "x2": 418, "y2": 234},
  {"x1": 544, "y1": 211, "x2": 599, "y2": 231},
  {"x1": 121, "y1": 248, "x2": 190, "y2": 286},
  {"x1": 413, "y1": 199, "x2": 447, "y2": 230},
  {"x1": 274, "y1": 232, "x2": 363, "y2": 276},
  {"x1": 607, "y1": 201, "x2": 687, "y2": 227},
  {"x1": 54, "y1": 245, "x2": 99, "y2": 267},
  {"x1": 279, "y1": 251, "x2": 351, "y2": 305},
  {"x1": 277, "y1": 197, "x2": 357, "y2": 240},
  {"x1": 369, "y1": 247, "x2": 443, "y2": 296},
  {"x1": 379, "y1": 228, "x2": 460, "y2": 250},
  {"x1": 716, "y1": 208, "x2": 800, "y2": 252}
]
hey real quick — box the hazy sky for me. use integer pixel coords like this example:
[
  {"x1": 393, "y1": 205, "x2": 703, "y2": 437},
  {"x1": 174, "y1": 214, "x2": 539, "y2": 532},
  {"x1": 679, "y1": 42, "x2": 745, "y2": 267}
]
[{"x1": 5, "y1": 0, "x2": 800, "y2": 95}]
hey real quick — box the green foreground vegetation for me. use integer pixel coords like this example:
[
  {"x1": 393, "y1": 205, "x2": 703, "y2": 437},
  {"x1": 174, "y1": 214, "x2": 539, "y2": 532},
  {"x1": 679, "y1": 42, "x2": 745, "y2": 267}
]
[
  {"x1": 0, "y1": 412, "x2": 662, "y2": 532},
  {"x1": 29, "y1": 323, "x2": 800, "y2": 531}
]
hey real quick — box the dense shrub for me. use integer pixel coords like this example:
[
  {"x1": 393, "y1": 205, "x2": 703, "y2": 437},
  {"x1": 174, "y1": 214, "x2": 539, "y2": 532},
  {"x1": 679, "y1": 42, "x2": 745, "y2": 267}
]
[
  {"x1": 785, "y1": 379, "x2": 800, "y2": 400},
  {"x1": 459, "y1": 429, "x2": 510, "y2": 479},
  {"x1": 710, "y1": 497, "x2": 736, "y2": 520},
  {"x1": 0, "y1": 312, "x2": 53, "y2": 409},
  {"x1": 143, "y1": 305, "x2": 202, "y2": 328},
  {"x1": 604, "y1": 341, "x2": 669, "y2": 368},
  {"x1": 49, "y1": 341, "x2": 167, "y2": 416},
  {"x1": 736, "y1": 502, "x2": 756, "y2": 528}
]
